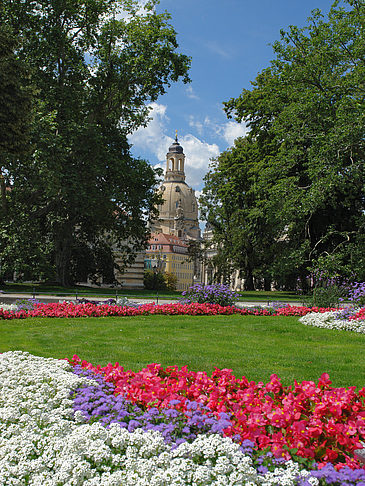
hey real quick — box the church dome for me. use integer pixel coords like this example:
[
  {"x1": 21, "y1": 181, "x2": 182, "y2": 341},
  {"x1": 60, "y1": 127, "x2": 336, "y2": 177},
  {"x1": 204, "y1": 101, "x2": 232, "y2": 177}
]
[
  {"x1": 168, "y1": 141, "x2": 183, "y2": 154},
  {"x1": 158, "y1": 181, "x2": 198, "y2": 223},
  {"x1": 150, "y1": 133, "x2": 200, "y2": 240}
]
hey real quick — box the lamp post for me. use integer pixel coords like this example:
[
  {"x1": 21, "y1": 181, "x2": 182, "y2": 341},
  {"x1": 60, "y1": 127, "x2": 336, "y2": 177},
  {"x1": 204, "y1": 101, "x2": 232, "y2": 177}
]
[
  {"x1": 150, "y1": 259, "x2": 159, "y2": 304},
  {"x1": 150, "y1": 253, "x2": 165, "y2": 304}
]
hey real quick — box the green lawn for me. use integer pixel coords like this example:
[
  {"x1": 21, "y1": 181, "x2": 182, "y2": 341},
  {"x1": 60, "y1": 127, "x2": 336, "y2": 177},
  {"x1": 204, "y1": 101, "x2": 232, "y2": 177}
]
[
  {"x1": 1, "y1": 282, "x2": 303, "y2": 302},
  {"x1": 0, "y1": 282, "x2": 179, "y2": 300},
  {"x1": 1, "y1": 314, "x2": 364, "y2": 388}
]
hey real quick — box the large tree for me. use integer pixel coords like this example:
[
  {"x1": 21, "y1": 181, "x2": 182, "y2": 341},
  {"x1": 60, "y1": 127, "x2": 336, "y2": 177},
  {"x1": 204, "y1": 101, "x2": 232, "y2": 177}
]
[
  {"x1": 0, "y1": 0, "x2": 190, "y2": 285},
  {"x1": 0, "y1": 23, "x2": 34, "y2": 214},
  {"x1": 202, "y1": 0, "x2": 365, "y2": 287},
  {"x1": 201, "y1": 135, "x2": 278, "y2": 290}
]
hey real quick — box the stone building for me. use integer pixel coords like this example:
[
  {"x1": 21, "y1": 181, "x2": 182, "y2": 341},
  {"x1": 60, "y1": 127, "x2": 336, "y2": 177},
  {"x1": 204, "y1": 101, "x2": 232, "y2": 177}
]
[
  {"x1": 145, "y1": 233, "x2": 194, "y2": 291},
  {"x1": 200, "y1": 222, "x2": 243, "y2": 290},
  {"x1": 103, "y1": 135, "x2": 201, "y2": 290},
  {"x1": 145, "y1": 135, "x2": 202, "y2": 289},
  {"x1": 151, "y1": 135, "x2": 200, "y2": 241}
]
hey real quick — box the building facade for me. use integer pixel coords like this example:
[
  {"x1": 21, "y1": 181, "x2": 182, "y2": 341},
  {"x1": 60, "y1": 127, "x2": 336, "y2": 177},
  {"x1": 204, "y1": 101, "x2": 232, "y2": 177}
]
[
  {"x1": 151, "y1": 135, "x2": 200, "y2": 241},
  {"x1": 111, "y1": 136, "x2": 201, "y2": 290},
  {"x1": 145, "y1": 233, "x2": 194, "y2": 291},
  {"x1": 144, "y1": 135, "x2": 203, "y2": 290}
]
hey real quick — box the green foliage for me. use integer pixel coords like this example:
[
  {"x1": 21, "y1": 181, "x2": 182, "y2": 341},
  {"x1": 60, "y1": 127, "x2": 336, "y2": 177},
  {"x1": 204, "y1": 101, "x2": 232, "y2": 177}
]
[
  {"x1": 144, "y1": 270, "x2": 177, "y2": 291},
  {"x1": 181, "y1": 283, "x2": 239, "y2": 306},
  {"x1": 0, "y1": 0, "x2": 190, "y2": 285},
  {"x1": 0, "y1": 24, "x2": 34, "y2": 160},
  {"x1": 143, "y1": 270, "x2": 167, "y2": 290},
  {"x1": 308, "y1": 285, "x2": 346, "y2": 308},
  {"x1": 202, "y1": 0, "x2": 365, "y2": 286},
  {"x1": 201, "y1": 136, "x2": 277, "y2": 290},
  {"x1": 163, "y1": 271, "x2": 177, "y2": 291}
]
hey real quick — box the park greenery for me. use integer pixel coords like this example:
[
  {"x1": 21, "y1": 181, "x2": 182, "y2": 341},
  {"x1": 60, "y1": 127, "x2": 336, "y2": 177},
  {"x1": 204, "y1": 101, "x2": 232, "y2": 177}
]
[
  {"x1": 2, "y1": 351, "x2": 364, "y2": 484},
  {"x1": 0, "y1": 0, "x2": 190, "y2": 286},
  {"x1": 1, "y1": 290, "x2": 364, "y2": 482},
  {"x1": 143, "y1": 269, "x2": 178, "y2": 290},
  {"x1": 0, "y1": 311, "x2": 364, "y2": 388},
  {"x1": 200, "y1": 0, "x2": 365, "y2": 290},
  {"x1": 1, "y1": 1, "x2": 364, "y2": 482}
]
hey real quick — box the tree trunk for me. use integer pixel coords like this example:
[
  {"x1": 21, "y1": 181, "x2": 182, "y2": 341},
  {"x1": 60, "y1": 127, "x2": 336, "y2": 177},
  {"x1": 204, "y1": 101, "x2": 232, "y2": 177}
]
[
  {"x1": 244, "y1": 270, "x2": 255, "y2": 291},
  {"x1": 0, "y1": 172, "x2": 7, "y2": 214},
  {"x1": 54, "y1": 229, "x2": 73, "y2": 286}
]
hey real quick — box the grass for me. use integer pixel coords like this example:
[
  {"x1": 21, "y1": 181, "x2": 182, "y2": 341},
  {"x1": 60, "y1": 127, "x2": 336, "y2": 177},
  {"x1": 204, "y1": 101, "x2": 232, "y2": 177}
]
[
  {"x1": 1, "y1": 314, "x2": 364, "y2": 388},
  {"x1": 0, "y1": 282, "x2": 179, "y2": 300},
  {"x1": 1, "y1": 282, "x2": 304, "y2": 302}
]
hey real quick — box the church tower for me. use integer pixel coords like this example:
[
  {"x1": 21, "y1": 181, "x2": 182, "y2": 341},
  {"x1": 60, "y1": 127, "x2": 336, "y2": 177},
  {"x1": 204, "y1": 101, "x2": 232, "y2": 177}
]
[{"x1": 152, "y1": 134, "x2": 200, "y2": 240}]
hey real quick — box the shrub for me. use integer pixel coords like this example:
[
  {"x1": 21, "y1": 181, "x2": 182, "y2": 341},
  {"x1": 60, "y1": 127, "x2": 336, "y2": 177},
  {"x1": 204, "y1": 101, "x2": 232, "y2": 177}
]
[
  {"x1": 306, "y1": 270, "x2": 347, "y2": 308},
  {"x1": 14, "y1": 298, "x2": 41, "y2": 310},
  {"x1": 346, "y1": 281, "x2": 365, "y2": 308},
  {"x1": 163, "y1": 272, "x2": 178, "y2": 291},
  {"x1": 143, "y1": 270, "x2": 167, "y2": 290},
  {"x1": 181, "y1": 283, "x2": 239, "y2": 306}
]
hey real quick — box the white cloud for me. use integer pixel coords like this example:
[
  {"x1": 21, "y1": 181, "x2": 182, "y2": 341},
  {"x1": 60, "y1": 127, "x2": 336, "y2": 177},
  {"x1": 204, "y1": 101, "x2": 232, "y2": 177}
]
[
  {"x1": 188, "y1": 116, "x2": 204, "y2": 136},
  {"x1": 186, "y1": 86, "x2": 200, "y2": 100},
  {"x1": 129, "y1": 102, "x2": 172, "y2": 161},
  {"x1": 180, "y1": 134, "x2": 219, "y2": 187},
  {"x1": 129, "y1": 104, "x2": 219, "y2": 189},
  {"x1": 221, "y1": 121, "x2": 248, "y2": 146},
  {"x1": 205, "y1": 41, "x2": 231, "y2": 59},
  {"x1": 116, "y1": 0, "x2": 152, "y2": 20},
  {"x1": 188, "y1": 115, "x2": 248, "y2": 149}
]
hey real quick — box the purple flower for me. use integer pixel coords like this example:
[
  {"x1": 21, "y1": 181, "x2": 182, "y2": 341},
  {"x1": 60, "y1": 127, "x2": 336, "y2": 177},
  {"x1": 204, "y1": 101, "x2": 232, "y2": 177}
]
[{"x1": 70, "y1": 367, "x2": 231, "y2": 448}]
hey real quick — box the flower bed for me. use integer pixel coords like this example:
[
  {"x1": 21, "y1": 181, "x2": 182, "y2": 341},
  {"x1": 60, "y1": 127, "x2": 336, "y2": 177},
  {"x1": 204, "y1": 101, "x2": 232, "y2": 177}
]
[
  {"x1": 300, "y1": 311, "x2": 365, "y2": 333},
  {"x1": 68, "y1": 355, "x2": 365, "y2": 472},
  {"x1": 2, "y1": 351, "x2": 365, "y2": 485},
  {"x1": 0, "y1": 301, "x2": 340, "y2": 320}
]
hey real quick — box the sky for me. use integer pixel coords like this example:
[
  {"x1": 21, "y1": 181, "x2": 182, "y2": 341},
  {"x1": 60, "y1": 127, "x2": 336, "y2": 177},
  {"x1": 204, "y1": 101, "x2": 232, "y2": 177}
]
[{"x1": 128, "y1": 0, "x2": 333, "y2": 194}]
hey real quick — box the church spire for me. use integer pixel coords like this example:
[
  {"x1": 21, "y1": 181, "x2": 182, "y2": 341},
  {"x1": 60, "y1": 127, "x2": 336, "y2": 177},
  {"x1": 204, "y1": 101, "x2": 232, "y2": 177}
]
[{"x1": 165, "y1": 131, "x2": 185, "y2": 182}]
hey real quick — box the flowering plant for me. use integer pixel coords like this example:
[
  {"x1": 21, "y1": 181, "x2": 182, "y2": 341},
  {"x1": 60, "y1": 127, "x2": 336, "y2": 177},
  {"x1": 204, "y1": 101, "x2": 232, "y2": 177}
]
[
  {"x1": 181, "y1": 283, "x2": 239, "y2": 306},
  {"x1": 0, "y1": 301, "x2": 341, "y2": 320},
  {"x1": 14, "y1": 297, "x2": 41, "y2": 310},
  {"x1": 342, "y1": 282, "x2": 365, "y2": 308},
  {"x1": 300, "y1": 311, "x2": 365, "y2": 333},
  {"x1": 68, "y1": 355, "x2": 365, "y2": 470},
  {"x1": 2, "y1": 351, "x2": 365, "y2": 485},
  {"x1": 6, "y1": 351, "x2": 355, "y2": 485}
]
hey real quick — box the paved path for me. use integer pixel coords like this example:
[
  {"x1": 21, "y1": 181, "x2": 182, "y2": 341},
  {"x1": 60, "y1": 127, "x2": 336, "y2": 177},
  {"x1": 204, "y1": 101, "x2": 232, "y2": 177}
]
[{"x1": 0, "y1": 292, "x2": 304, "y2": 307}]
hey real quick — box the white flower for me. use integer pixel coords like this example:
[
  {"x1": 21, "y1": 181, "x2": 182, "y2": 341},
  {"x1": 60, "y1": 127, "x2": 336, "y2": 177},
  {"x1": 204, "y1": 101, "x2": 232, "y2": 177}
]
[
  {"x1": 1, "y1": 351, "x2": 316, "y2": 485},
  {"x1": 0, "y1": 303, "x2": 18, "y2": 311},
  {"x1": 299, "y1": 311, "x2": 365, "y2": 333}
]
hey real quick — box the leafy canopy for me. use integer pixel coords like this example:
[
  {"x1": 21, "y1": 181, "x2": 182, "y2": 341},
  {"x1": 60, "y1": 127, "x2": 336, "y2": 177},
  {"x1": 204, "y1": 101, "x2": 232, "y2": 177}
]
[
  {"x1": 0, "y1": 0, "x2": 191, "y2": 285},
  {"x1": 202, "y1": 0, "x2": 365, "y2": 288}
]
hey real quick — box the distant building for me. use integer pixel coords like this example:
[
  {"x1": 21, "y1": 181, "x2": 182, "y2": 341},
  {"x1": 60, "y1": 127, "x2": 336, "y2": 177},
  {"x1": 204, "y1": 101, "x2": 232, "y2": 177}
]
[
  {"x1": 117, "y1": 135, "x2": 202, "y2": 290},
  {"x1": 113, "y1": 248, "x2": 145, "y2": 289},
  {"x1": 200, "y1": 222, "x2": 245, "y2": 290},
  {"x1": 145, "y1": 233, "x2": 194, "y2": 291},
  {"x1": 151, "y1": 134, "x2": 201, "y2": 241}
]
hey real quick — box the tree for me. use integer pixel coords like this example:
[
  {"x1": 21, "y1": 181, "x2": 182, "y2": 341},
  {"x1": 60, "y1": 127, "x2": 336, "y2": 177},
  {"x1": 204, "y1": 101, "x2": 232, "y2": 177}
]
[
  {"x1": 163, "y1": 271, "x2": 178, "y2": 290},
  {"x1": 203, "y1": 0, "x2": 365, "y2": 287},
  {"x1": 143, "y1": 270, "x2": 167, "y2": 290},
  {"x1": 200, "y1": 136, "x2": 278, "y2": 290},
  {"x1": 0, "y1": 23, "x2": 34, "y2": 215},
  {"x1": 0, "y1": 0, "x2": 190, "y2": 285}
]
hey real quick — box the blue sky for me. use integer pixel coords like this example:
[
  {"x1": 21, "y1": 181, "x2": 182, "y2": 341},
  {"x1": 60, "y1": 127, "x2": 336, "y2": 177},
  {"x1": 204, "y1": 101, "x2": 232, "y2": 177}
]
[{"x1": 128, "y1": 0, "x2": 333, "y2": 193}]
